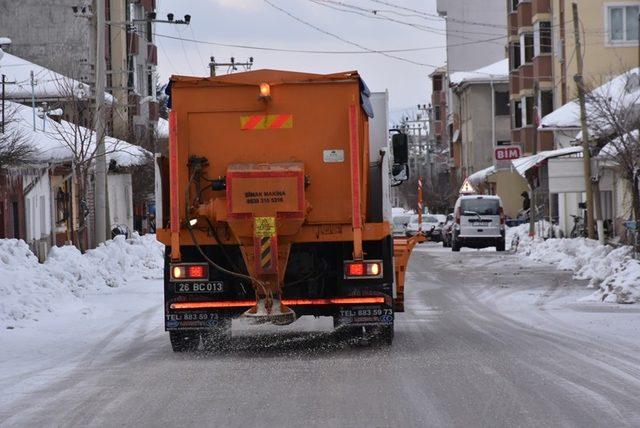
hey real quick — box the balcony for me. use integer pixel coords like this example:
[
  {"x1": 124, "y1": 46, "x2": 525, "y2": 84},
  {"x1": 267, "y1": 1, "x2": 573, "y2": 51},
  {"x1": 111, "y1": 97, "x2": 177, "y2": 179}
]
[
  {"x1": 140, "y1": 0, "x2": 156, "y2": 12},
  {"x1": 519, "y1": 64, "x2": 533, "y2": 94},
  {"x1": 521, "y1": 126, "x2": 536, "y2": 154},
  {"x1": 533, "y1": 55, "x2": 552, "y2": 82},
  {"x1": 508, "y1": 12, "x2": 518, "y2": 37},
  {"x1": 433, "y1": 120, "x2": 443, "y2": 136},
  {"x1": 126, "y1": 32, "x2": 139, "y2": 56},
  {"x1": 532, "y1": 0, "x2": 551, "y2": 18},
  {"x1": 538, "y1": 129, "x2": 554, "y2": 151},
  {"x1": 511, "y1": 128, "x2": 521, "y2": 146},
  {"x1": 509, "y1": 71, "x2": 520, "y2": 95},
  {"x1": 517, "y1": 1, "x2": 532, "y2": 29},
  {"x1": 147, "y1": 44, "x2": 158, "y2": 66}
]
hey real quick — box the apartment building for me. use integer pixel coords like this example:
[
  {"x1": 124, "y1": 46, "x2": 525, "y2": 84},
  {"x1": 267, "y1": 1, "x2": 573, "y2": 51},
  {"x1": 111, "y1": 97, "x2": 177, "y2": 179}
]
[
  {"x1": 432, "y1": 0, "x2": 508, "y2": 180},
  {"x1": 0, "y1": 0, "x2": 158, "y2": 144},
  {"x1": 507, "y1": 0, "x2": 638, "y2": 153},
  {"x1": 450, "y1": 59, "x2": 511, "y2": 177}
]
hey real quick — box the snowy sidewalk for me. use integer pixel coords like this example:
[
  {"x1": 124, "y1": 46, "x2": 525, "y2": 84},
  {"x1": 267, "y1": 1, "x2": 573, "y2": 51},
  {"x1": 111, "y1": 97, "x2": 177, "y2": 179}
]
[
  {"x1": 507, "y1": 225, "x2": 640, "y2": 304},
  {"x1": 0, "y1": 235, "x2": 165, "y2": 413}
]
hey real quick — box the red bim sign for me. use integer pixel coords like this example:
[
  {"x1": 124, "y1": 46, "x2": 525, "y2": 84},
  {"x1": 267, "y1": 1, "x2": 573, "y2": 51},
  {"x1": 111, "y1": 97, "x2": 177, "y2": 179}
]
[{"x1": 494, "y1": 146, "x2": 522, "y2": 161}]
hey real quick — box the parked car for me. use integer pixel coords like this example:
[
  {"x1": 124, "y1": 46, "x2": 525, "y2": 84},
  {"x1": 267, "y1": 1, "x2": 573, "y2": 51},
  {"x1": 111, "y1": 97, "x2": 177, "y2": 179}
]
[
  {"x1": 406, "y1": 214, "x2": 441, "y2": 239},
  {"x1": 442, "y1": 213, "x2": 455, "y2": 247},
  {"x1": 432, "y1": 214, "x2": 447, "y2": 242},
  {"x1": 451, "y1": 195, "x2": 506, "y2": 252},
  {"x1": 392, "y1": 213, "x2": 412, "y2": 237}
]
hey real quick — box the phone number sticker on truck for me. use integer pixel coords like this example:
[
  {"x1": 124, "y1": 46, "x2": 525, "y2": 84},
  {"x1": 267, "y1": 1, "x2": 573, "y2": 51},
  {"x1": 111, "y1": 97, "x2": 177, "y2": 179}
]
[
  {"x1": 338, "y1": 306, "x2": 393, "y2": 325},
  {"x1": 174, "y1": 281, "x2": 224, "y2": 293},
  {"x1": 166, "y1": 312, "x2": 223, "y2": 329}
]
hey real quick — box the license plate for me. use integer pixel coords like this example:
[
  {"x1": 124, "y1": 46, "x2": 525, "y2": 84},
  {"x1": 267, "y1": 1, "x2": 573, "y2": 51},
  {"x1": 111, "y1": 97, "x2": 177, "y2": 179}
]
[{"x1": 174, "y1": 281, "x2": 224, "y2": 293}]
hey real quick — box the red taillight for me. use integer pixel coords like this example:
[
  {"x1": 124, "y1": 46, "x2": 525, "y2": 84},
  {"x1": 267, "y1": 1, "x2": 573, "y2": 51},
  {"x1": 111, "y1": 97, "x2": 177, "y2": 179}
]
[
  {"x1": 187, "y1": 265, "x2": 206, "y2": 279},
  {"x1": 347, "y1": 262, "x2": 365, "y2": 276},
  {"x1": 455, "y1": 208, "x2": 461, "y2": 225},
  {"x1": 499, "y1": 206, "x2": 505, "y2": 225},
  {"x1": 344, "y1": 260, "x2": 383, "y2": 278},
  {"x1": 170, "y1": 264, "x2": 209, "y2": 281}
]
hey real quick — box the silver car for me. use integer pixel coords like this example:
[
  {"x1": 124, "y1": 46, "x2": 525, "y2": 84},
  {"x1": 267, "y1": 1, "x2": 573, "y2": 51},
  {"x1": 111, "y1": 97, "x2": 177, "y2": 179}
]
[
  {"x1": 392, "y1": 214, "x2": 412, "y2": 237},
  {"x1": 451, "y1": 195, "x2": 506, "y2": 252}
]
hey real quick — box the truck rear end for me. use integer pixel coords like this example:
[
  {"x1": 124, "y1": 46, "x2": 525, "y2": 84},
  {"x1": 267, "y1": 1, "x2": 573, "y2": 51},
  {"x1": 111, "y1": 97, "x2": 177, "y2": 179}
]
[{"x1": 157, "y1": 69, "x2": 407, "y2": 351}]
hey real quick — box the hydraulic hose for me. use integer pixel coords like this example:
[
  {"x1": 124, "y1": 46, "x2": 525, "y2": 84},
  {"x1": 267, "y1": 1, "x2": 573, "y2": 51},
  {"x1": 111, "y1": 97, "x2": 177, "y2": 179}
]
[{"x1": 186, "y1": 220, "x2": 271, "y2": 301}]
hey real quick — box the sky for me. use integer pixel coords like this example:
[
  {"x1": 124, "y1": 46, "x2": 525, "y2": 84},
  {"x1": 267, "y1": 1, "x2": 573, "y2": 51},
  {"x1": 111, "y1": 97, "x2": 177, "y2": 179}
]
[{"x1": 155, "y1": 0, "x2": 446, "y2": 123}]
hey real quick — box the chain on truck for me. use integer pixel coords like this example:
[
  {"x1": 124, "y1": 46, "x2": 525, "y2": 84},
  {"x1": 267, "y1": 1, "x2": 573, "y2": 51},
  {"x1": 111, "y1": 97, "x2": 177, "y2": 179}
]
[{"x1": 155, "y1": 69, "x2": 421, "y2": 352}]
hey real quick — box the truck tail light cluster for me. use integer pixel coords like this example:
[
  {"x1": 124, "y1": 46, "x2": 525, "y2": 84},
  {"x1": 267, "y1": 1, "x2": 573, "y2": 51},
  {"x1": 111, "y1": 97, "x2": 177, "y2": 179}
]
[
  {"x1": 344, "y1": 260, "x2": 383, "y2": 279},
  {"x1": 499, "y1": 206, "x2": 506, "y2": 226},
  {"x1": 170, "y1": 263, "x2": 209, "y2": 282},
  {"x1": 455, "y1": 208, "x2": 461, "y2": 225}
]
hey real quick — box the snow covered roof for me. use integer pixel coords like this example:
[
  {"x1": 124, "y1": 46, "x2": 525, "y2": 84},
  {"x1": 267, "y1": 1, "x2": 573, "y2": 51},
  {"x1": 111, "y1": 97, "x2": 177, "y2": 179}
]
[
  {"x1": 156, "y1": 117, "x2": 169, "y2": 139},
  {"x1": 0, "y1": 51, "x2": 114, "y2": 103},
  {"x1": 467, "y1": 165, "x2": 496, "y2": 186},
  {"x1": 512, "y1": 146, "x2": 583, "y2": 176},
  {"x1": 5, "y1": 101, "x2": 148, "y2": 167},
  {"x1": 540, "y1": 68, "x2": 640, "y2": 131},
  {"x1": 467, "y1": 146, "x2": 583, "y2": 185},
  {"x1": 599, "y1": 129, "x2": 639, "y2": 159},
  {"x1": 449, "y1": 59, "x2": 509, "y2": 86}
]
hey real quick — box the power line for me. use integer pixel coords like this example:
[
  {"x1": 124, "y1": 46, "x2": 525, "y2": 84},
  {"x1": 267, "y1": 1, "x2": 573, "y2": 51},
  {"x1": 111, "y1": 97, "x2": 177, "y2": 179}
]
[
  {"x1": 263, "y1": 0, "x2": 433, "y2": 67},
  {"x1": 152, "y1": 31, "x2": 440, "y2": 54},
  {"x1": 311, "y1": 0, "x2": 507, "y2": 37}
]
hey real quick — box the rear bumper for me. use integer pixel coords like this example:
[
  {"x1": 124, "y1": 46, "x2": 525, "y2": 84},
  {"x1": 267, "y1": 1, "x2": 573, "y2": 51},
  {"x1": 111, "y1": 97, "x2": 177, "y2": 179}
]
[{"x1": 165, "y1": 297, "x2": 394, "y2": 330}]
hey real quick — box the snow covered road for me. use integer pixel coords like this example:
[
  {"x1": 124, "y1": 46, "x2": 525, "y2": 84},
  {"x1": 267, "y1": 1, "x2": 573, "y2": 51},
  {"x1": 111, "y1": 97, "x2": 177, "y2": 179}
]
[{"x1": 2, "y1": 242, "x2": 640, "y2": 427}]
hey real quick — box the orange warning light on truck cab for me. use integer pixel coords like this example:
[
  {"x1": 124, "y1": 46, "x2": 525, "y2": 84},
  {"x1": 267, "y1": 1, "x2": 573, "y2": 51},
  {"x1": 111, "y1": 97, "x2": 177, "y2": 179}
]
[{"x1": 259, "y1": 82, "x2": 271, "y2": 98}]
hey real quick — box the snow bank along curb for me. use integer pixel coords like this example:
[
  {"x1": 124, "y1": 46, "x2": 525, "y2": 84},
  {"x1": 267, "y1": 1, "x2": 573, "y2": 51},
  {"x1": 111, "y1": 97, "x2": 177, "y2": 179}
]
[
  {"x1": 507, "y1": 225, "x2": 640, "y2": 304},
  {"x1": 0, "y1": 234, "x2": 164, "y2": 326}
]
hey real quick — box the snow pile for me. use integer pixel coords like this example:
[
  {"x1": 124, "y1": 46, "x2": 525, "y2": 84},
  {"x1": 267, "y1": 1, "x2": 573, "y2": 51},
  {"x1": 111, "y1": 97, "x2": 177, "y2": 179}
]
[
  {"x1": 508, "y1": 229, "x2": 640, "y2": 304},
  {"x1": 0, "y1": 234, "x2": 164, "y2": 325},
  {"x1": 0, "y1": 239, "x2": 79, "y2": 324}
]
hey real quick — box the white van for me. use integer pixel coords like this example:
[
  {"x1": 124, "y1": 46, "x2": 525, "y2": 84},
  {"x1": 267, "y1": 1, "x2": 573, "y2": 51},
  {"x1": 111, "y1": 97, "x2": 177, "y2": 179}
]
[{"x1": 451, "y1": 195, "x2": 506, "y2": 252}]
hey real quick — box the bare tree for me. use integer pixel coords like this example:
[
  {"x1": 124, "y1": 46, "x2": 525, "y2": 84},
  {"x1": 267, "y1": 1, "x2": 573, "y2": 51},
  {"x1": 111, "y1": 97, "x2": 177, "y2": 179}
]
[
  {"x1": 48, "y1": 77, "x2": 134, "y2": 249},
  {"x1": 584, "y1": 70, "x2": 640, "y2": 226},
  {"x1": 0, "y1": 106, "x2": 35, "y2": 170}
]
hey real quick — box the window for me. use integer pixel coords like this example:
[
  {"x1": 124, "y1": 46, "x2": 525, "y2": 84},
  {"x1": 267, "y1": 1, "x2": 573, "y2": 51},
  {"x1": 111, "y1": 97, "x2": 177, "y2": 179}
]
[
  {"x1": 509, "y1": 42, "x2": 521, "y2": 70},
  {"x1": 434, "y1": 105, "x2": 441, "y2": 121},
  {"x1": 460, "y1": 199, "x2": 500, "y2": 215},
  {"x1": 534, "y1": 21, "x2": 552, "y2": 55},
  {"x1": 520, "y1": 33, "x2": 534, "y2": 63},
  {"x1": 495, "y1": 91, "x2": 510, "y2": 116},
  {"x1": 509, "y1": 0, "x2": 519, "y2": 13},
  {"x1": 608, "y1": 5, "x2": 640, "y2": 43},
  {"x1": 433, "y1": 75, "x2": 443, "y2": 92},
  {"x1": 513, "y1": 100, "x2": 523, "y2": 128},
  {"x1": 540, "y1": 90, "x2": 554, "y2": 117},
  {"x1": 523, "y1": 96, "x2": 534, "y2": 125}
]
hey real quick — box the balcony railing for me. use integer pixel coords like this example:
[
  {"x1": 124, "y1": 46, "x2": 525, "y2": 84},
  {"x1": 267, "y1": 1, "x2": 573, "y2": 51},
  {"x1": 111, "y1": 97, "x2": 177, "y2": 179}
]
[
  {"x1": 517, "y1": 1, "x2": 532, "y2": 28},
  {"x1": 509, "y1": 71, "x2": 520, "y2": 95},
  {"x1": 519, "y1": 64, "x2": 534, "y2": 93},
  {"x1": 532, "y1": 0, "x2": 551, "y2": 17},
  {"x1": 508, "y1": 12, "x2": 518, "y2": 37},
  {"x1": 533, "y1": 55, "x2": 552, "y2": 82}
]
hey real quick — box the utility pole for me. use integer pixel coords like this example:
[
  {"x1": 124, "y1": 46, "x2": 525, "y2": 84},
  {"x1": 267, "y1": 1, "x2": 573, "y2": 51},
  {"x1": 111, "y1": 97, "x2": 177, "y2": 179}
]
[
  {"x1": 30, "y1": 71, "x2": 36, "y2": 131},
  {"x1": 1, "y1": 74, "x2": 16, "y2": 134},
  {"x1": 209, "y1": 56, "x2": 254, "y2": 77},
  {"x1": 1, "y1": 74, "x2": 4, "y2": 134},
  {"x1": 94, "y1": 0, "x2": 108, "y2": 244},
  {"x1": 572, "y1": 2, "x2": 595, "y2": 240}
]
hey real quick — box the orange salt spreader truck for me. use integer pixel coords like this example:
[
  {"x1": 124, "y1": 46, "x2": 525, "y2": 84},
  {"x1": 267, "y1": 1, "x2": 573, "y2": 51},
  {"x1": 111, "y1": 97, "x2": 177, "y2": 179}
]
[{"x1": 156, "y1": 69, "x2": 417, "y2": 352}]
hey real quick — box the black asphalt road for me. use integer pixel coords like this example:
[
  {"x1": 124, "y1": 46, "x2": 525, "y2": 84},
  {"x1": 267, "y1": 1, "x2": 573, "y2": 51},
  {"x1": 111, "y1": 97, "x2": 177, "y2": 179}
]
[{"x1": 2, "y1": 244, "x2": 640, "y2": 427}]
